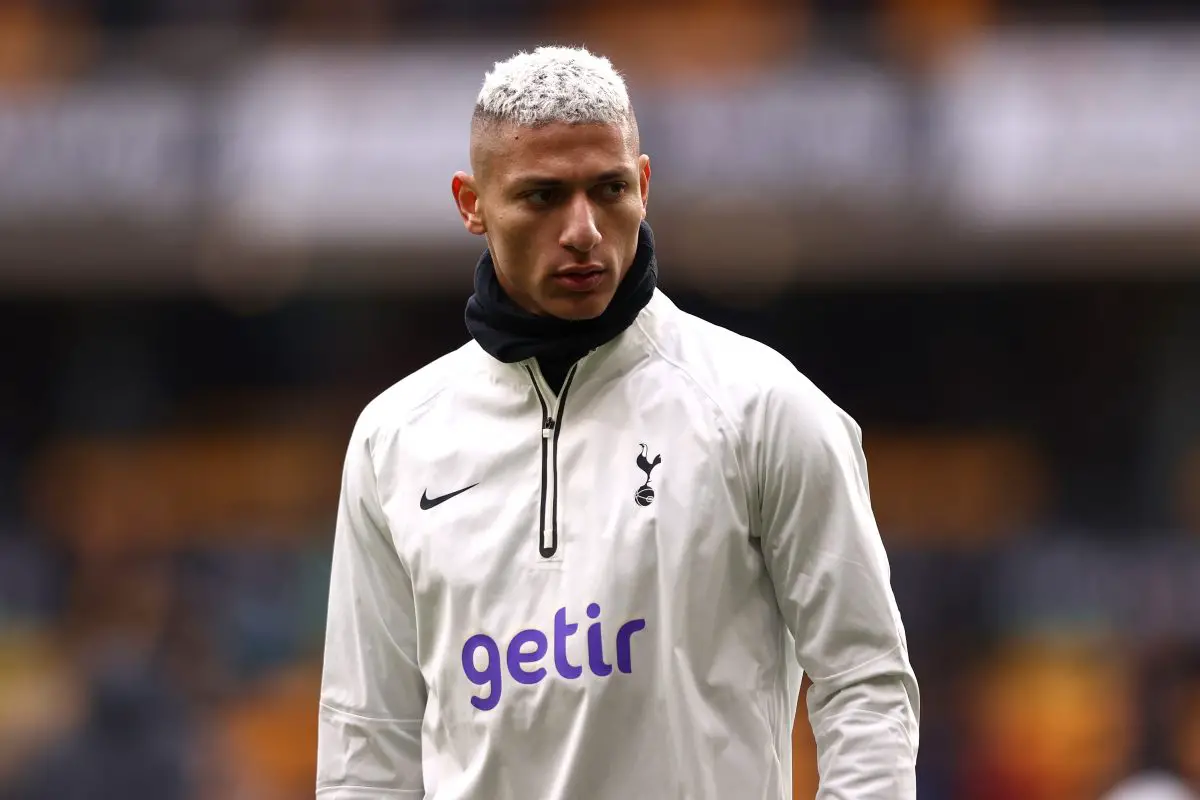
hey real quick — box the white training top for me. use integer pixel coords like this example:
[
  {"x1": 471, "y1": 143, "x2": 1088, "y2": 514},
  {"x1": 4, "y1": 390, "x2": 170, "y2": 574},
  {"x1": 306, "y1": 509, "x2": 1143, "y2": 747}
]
[{"x1": 317, "y1": 290, "x2": 919, "y2": 799}]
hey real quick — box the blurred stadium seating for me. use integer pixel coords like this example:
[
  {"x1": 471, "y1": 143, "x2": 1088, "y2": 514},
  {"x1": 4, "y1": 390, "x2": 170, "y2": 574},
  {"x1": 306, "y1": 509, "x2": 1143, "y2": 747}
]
[{"x1": 2, "y1": 1, "x2": 1200, "y2": 798}]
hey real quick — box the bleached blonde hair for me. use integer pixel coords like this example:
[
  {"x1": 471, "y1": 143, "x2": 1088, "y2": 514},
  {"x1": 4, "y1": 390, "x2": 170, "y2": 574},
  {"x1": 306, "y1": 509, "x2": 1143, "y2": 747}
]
[{"x1": 473, "y1": 45, "x2": 635, "y2": 130}]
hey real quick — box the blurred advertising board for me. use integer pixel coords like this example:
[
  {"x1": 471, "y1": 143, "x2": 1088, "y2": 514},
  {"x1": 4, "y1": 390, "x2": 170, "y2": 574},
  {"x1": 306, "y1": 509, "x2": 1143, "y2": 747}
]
[
  {"x1": 642, "y1": 67, "x2": 909, "y2": 207},
  {"x1": 993, "y1": 539, "x2": 1200, "y2": 643},
  {"x1": 211, "y1": 49, "x2": 483, "y2": 247},
  {"x1": 0, "y1": 82, "x2": 198, "y2": 223},
  {"x1": 1, "y1": 32, "x2": 1200, "y2": 291},
  {"x1": 934, "y1": 30, "x2": 1200, "y2": 228},
  {"x1": 210, "y1": 53, "x2": 907, "y2": 243}
]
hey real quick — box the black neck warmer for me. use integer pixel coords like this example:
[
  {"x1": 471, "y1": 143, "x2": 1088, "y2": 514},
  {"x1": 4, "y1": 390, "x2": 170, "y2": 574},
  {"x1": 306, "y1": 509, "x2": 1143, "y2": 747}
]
[{"x1": 464, "y1": 220, "x2": 658, "y2": 387}]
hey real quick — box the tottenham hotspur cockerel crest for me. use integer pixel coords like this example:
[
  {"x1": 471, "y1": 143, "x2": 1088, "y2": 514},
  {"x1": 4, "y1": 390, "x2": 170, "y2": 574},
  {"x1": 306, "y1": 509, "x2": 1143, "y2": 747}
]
[{"x1": 634, "y1": 444, "x2": 661, "y2": 506}]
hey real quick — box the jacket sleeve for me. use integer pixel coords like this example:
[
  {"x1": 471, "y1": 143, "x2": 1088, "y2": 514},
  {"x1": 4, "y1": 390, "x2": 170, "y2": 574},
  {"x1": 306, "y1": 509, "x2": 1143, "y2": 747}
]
[
  {"x1": 317, "y1": 419, "x2": 426, "y2": 798},
  {"x1": 752, "y1": 376, "x2": 920, "y2": 799}
]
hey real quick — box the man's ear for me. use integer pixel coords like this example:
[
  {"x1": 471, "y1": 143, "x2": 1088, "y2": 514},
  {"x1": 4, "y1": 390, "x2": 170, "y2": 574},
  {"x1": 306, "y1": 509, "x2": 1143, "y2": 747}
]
[
  {"x1": 452, "y1": 172, "x2": 487, "y2": 235},
  {"x1": 638, "y1": 155, "x2": 651, "y2": 219}
]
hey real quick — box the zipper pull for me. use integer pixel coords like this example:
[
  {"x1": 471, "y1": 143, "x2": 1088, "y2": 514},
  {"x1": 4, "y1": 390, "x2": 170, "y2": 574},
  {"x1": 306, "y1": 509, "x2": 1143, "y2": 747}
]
[{"x1": 542, "y1": 418, "x2": 555, "y2": 439}]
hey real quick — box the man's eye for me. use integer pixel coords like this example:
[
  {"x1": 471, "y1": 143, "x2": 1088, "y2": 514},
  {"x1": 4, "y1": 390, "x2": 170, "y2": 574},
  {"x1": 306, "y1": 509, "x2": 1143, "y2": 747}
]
[
  {"x1": 602, "y1": 182, "x2": 628, "y2": 198},
  {"x1": 525, "y1": 189, "x2": 554, "y2": 205}
]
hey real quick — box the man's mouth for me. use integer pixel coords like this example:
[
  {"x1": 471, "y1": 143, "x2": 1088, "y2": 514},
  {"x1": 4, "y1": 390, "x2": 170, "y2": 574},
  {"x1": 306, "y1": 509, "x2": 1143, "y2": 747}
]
[{"x1": 552, "y1": 266, "x2": 605, "y2": 292}]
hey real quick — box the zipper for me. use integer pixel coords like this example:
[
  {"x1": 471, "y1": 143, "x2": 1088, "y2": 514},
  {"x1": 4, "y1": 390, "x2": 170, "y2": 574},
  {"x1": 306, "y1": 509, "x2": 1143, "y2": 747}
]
[{"x1": 524, "y1": 360, "x2": 581, "y2": 559}]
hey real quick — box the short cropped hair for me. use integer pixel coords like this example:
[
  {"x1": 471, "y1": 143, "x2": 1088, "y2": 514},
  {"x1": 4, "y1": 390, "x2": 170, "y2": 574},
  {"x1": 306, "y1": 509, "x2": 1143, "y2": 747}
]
[{"x1": 473, "y1": 46, "x2": 635, "y2": 131}]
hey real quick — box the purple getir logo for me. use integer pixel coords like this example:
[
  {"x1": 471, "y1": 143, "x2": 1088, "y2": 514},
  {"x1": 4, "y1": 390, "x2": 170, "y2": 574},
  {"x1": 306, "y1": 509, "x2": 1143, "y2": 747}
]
[{"x1": 461, "y1": 604, "x2": 646, "y2": 711}]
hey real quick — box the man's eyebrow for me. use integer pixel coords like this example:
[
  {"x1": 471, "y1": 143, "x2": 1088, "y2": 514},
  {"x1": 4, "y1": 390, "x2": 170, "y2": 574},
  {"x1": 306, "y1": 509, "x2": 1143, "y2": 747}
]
[{"x1": 511, "y1": 169, "x2": 630, "y2": 188}]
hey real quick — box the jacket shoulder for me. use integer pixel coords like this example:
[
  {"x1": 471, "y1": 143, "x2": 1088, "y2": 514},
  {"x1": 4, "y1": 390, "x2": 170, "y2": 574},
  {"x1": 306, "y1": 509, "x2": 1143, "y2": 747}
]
[
  {"x1": 641, "y1": 292, "x2": 845, "y2": 415},
  {"x1": 352, "y1": 340, "x2": 486, "y2": 443}
]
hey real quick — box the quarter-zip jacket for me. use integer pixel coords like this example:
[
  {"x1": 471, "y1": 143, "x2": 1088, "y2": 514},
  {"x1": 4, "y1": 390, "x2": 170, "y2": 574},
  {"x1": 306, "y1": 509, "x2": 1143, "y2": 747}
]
[{"x1": 317, "y1": 290, "x2": 920, "y2": 799}]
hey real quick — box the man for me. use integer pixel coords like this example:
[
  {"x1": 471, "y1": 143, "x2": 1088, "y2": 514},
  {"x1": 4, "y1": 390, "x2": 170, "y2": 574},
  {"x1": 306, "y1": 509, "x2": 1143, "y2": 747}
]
[{"x1": 317, "y1": 46, "x2": 919, "y2": 799}]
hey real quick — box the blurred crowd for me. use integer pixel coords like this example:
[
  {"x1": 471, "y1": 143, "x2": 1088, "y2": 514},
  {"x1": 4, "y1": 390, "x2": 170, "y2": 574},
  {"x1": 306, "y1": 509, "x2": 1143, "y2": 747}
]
[
  {"x1": 3, "y1": 0, "x2": 1200, "y2": 90},
  {"x1": 2, "y1": 2, "x2": 1200, "y2": 800},
  {"x1": 3, "y1": 282, "x2": 1200, "y2": 799}
]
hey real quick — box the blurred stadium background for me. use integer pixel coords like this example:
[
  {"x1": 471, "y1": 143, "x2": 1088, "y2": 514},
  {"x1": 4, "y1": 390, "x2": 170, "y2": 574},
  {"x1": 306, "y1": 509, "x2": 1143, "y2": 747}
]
[{"x1": 2, "y1": 0, "x2": 1200, "y2": 798}]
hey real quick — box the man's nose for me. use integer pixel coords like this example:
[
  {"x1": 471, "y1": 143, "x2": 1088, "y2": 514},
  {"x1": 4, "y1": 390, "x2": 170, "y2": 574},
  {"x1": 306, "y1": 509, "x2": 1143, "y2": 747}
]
[{"x1": 560, "y1": 193, "x2": 601, "y2": 254}]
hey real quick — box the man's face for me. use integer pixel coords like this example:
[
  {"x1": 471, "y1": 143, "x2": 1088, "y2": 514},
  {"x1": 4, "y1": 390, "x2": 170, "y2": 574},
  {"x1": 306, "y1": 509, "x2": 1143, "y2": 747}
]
[{"x1": 453, "y1": 120, "x2": 650, "y2": 320}]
